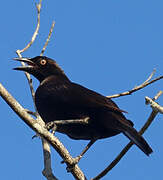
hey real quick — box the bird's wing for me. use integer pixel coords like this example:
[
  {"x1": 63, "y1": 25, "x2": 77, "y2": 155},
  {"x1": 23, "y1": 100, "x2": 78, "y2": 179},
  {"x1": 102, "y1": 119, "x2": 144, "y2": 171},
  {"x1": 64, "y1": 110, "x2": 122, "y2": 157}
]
[
  {"x1": 46, "y1": 81, "x2": 126, "y2": 114},
  {"x1": 71, "y1": 82, "x2": 126, "y2": 113}
]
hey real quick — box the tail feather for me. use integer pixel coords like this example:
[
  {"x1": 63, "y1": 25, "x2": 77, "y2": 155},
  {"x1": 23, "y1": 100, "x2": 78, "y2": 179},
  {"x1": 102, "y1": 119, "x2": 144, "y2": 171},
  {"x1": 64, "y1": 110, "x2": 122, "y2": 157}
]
[{"x1": 123, "y1": 126, "x2": 153, "y2": 156}]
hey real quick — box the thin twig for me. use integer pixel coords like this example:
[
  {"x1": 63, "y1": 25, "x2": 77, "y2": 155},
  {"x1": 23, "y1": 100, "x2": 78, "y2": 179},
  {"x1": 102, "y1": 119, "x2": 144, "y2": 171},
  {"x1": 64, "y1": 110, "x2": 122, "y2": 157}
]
[
  {"x1": 143, "y1": 69, "x2": 156, "y2": 84},
  {"x1": 15, "y1": 0, "x2": 42, "y2": 112},
  {"x1": 153, "y1": 91, "x2": 163, "y2": 101},
  {"x1": 145, "y1": 96, "x2": 163, "y2": 114},
  {"x1": 16, "y1": 0, "x2": 41, "y2": 54},
  {"x1": 40, "y1": 21, "x2": 56, "y2": 56},
  {"x1": 15, "y1": 53, "x2": 37, "y2": 111},
  {"x1": 107, "y1": 70, "x2": 163, "y2": 98},
  {"x1": 0, "y1": 82, "x2": 87, "y2": 180},
  {"x1": 92, "y1": 91, "x2": 162, "y2": 180},
  {"x1": 55, "y1": 117, "x2": 89, "y2": 125}
]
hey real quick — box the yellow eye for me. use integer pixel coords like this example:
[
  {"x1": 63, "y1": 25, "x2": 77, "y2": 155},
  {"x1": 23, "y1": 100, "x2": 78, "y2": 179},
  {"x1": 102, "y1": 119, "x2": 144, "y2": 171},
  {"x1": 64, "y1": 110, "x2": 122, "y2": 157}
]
[{"x1": 40, "y1": 59, "x2": 47, "y2": 65}]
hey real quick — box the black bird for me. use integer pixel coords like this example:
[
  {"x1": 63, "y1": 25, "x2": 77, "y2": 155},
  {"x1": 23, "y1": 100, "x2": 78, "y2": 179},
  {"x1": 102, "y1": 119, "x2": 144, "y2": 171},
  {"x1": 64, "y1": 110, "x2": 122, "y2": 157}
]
[{"x1": 14, "y1": 56, "x2": 153, "y2": 157}]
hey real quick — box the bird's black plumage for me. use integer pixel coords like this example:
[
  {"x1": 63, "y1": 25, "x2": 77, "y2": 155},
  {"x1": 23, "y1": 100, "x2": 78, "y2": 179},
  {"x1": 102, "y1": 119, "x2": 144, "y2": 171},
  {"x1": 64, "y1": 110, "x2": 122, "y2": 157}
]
[{"x1": 14, "y1": 56, "x2": 153, "y2": 156}]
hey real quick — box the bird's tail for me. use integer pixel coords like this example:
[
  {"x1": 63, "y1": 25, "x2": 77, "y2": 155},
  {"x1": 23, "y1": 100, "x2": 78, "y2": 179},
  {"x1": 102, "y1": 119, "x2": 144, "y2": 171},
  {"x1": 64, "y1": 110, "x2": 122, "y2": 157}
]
[{"x1": 123, "y1": 125, "x2": 153, "y2": 156}]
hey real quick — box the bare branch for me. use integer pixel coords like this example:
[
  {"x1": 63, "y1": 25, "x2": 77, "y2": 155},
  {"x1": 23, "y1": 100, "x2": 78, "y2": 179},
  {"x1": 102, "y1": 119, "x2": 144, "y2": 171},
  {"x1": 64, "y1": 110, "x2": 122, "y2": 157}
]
[
  {"x1": 0, "y1": 82, "x2": 87, "y2": 180},
  {"x1": 143, "y1": 69, "x2": 156, "y2": 84},
  {"x1": 15, "y1": 0, "x2": 42, "y2": 112},
  {"x1": 16, "y1": 0, "x2": 41, "y2": 54},
  {"x1": 145, "y1": 96, "x2": 163, "y2": 114},
  {"x1": 153, "y1": 90, "x2": 163, "y2": 101},
  {"x1": 107, "y1": 70, "x2": 163, "y2": 98},
  {"x1": 42, "y1": 139, "x2": 58, "y2": 180},
  {"x1": 40, "y1": 21, "x2": 56, "y2": 56},
  {"x1": 55, "y1": 117, "x2": 89, "y2": 125},
  {"x1": 92, "y1": 91, "x2": 162, "y2": 180},
  {"x1": 14, "y1": 54, "x2": 36, "y2": 111}
]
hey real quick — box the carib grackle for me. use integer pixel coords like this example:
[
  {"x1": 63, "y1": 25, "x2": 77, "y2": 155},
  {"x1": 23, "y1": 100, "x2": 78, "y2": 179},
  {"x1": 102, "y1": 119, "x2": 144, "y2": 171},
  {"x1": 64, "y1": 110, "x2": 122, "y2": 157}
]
[{"x1": 14, "y1": 56, "x2": 153, "y2": 160}]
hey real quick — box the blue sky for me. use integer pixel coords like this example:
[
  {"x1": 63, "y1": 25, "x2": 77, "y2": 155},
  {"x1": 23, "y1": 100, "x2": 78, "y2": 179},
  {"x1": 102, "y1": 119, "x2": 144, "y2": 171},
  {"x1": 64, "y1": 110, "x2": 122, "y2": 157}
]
[{"x1": 0, "y1": 0, "x2": 163, "y2": 179}]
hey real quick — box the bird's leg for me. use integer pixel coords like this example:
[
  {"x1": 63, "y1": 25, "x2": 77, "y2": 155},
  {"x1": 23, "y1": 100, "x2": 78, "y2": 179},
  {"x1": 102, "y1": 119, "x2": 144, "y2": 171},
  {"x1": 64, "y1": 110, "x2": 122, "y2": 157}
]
[
  {"x1": 62, "y1": 139, "x2": 97, "y2": 168},
  {"x1": 65, "y1": 139, "x2": 97, "y2": 173},
  {"x1": 72, "y1": 139, "x2": 97, "y2": 164}
]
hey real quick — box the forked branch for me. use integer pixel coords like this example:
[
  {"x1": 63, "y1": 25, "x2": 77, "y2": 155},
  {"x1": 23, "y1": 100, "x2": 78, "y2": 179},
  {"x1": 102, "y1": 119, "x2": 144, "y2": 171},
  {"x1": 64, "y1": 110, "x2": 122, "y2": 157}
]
[
  {"x1": 15, "y1": 0, "x2": 42, "y2": 110},
  {"x1": 108, "y1": 70, "x2": 163, "y2": 98}
]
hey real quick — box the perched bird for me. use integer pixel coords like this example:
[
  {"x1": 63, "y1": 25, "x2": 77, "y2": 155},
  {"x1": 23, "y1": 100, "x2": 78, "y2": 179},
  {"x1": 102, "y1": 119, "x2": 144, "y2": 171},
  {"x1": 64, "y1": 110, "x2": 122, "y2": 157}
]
[{"x1": 14, "y1": 56, "x2": 153, "y2": 157}]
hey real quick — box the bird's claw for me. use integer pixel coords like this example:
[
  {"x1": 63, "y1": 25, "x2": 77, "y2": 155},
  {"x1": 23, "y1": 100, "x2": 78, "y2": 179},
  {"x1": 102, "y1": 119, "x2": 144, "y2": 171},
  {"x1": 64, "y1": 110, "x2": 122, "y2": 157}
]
[
  {"x1": 45, "y1": 121, "x2": 55, "y2": 130},
  {"x1": 32, "y1": 134, "x2": 39, "y2": 139},
  {"x1": 25, "y1": 109, "x2": 38, "y2": 117},
  {"x1": 66, "y1": 165, "x2": 74, "y2": 172},
  {"x1": 65, "y1": 156, "x2": 82, "y2": 172},
  {"x1": 45, "y1": 121, "x2": 57, "y2": 135},
  {"x1": 61, "y1": 156, "x2": 81, "y2": 165},
  {"x1": 72, "y1": 155, "x2": 82, "y2": 164},
  {"x1": 51, "y1": 125, "x2": 57, "y2": 135}
]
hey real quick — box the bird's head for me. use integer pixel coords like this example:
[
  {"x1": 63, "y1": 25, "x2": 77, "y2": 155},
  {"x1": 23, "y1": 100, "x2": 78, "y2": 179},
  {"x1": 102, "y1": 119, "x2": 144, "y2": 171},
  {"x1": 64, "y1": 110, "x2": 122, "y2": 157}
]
[{"x1": 14, "y1": 56, "x2": 68, "y2": 82}]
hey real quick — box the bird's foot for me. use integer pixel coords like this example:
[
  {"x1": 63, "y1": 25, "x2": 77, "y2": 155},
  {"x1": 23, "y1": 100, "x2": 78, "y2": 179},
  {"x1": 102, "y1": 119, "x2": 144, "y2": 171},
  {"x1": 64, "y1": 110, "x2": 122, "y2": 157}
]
[
  {"x1": 45, "y1": 121, "x2": 55, "y2": 130},
  {"x1": 72, "y1": 155, "x2": 82, "y2": 164},
  {"x1": 66, "y1": 165, "x2": 75, "y2": 173},
  {"x1": 61, "y1": 155, "x2": 82, "y2": 167},
  {"x1": 25, "y1": 109, "x2": 38, "y2": 117},
  {"x1": 45, "y1": 121, "x2": 57, "y2": 135},
  {"x1": 64, "y1": 156, "x2": 82, "y2": 172},
  {"x1": 51, "y1": 125, "x2": 57, "y2": 135},
  {"x1": 32, "y1": 133, "x2": 39, "y2": 139}
]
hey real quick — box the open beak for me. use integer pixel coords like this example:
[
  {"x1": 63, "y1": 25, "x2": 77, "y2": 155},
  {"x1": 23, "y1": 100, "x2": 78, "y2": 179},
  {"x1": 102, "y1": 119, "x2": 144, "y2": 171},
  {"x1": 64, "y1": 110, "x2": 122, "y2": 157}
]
[{"x1": 13, "y1": 57, "x2": 35, "y2": 71}]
